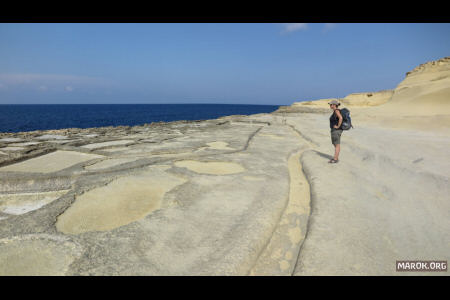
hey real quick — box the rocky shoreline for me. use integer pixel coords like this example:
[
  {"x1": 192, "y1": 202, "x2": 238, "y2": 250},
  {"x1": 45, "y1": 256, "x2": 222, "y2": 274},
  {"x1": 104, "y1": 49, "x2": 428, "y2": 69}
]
[
  {"x1": 1, "y1": 112, "x2": 315, "y2": 275},
  {"x1": 0, "y1": 116, "x2": 268, "y2": 166}
]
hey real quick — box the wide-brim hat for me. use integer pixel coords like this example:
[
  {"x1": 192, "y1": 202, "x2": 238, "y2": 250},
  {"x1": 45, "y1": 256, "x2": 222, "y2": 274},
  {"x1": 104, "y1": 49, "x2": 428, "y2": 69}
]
[{"x1": 328, "y1": 99, "x2": 340, "y2": 105}]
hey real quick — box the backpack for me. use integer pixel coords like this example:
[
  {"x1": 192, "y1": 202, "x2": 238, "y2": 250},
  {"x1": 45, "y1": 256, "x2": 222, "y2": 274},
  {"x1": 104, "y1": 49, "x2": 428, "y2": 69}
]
[{"x1": 339, "y1": 108, "x2": 353, "y2": 130}]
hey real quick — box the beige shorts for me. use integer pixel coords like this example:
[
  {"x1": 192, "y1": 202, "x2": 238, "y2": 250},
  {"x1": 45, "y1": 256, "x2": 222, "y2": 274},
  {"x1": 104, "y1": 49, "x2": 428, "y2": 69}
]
[{"x1": 331, "y1": 129, "x2": 343, "y2": 145}]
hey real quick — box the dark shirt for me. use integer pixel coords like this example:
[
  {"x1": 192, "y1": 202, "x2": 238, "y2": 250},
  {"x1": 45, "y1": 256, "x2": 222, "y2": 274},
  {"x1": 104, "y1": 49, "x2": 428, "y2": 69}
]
[{"x1": 329, "y1": 109, "x2": 341, "y2": 129}]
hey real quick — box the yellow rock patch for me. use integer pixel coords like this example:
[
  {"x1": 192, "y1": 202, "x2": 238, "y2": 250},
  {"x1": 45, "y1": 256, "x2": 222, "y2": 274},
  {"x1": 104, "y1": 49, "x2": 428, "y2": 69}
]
[
  {"x1": 285, "y1": 251, "x2": 293, "y2": 260},
  {"x1": 288, "y1": 227, "x2": 303, "y2": 245},
  {"x1": 0, "y1": 235, "x2": 82, "y2": 276},
  {"x1": 259, "y1": 133, "x2": 285, "y2": 139},
  {"x1": 84, "y1": 158, "x2": 138, "y2": 171},
  {"x1": 205, "y1": 141, "x2": 235, "y2": 150},
  {"x1": 56, "y1": 167, "x2": 187, "y2": 234},
  {"x1": 242, "y1": 176, "x2": 265, "y2": 181},
  {"x1": 279, "y1": 260, "x2": 290, "y2": 271},
  {"x1": 174, "y1": 160, "x2": 245, "y2": 175}
]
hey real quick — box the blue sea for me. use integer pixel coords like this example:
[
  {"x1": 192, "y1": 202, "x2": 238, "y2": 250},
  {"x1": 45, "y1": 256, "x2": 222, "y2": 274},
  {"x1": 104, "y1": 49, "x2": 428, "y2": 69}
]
[{"x1": 0, "y1": 104, "x2": 279, "y2": 133}]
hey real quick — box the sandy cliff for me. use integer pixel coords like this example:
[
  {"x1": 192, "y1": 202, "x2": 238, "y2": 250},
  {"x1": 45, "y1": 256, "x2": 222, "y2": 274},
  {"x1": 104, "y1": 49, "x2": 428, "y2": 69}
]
[
  {"x1": 277, "y1": 56, "x2": 450, "y2": 115},
  {"x1": 276, "y1": 56, "x2": 450, "y2": 130},
  {"x1": 275, "y1": 89, "x2": 394, "y2": 114},
  {"x1": 370, "y1": 56, "x2": 450, "y2": 116},
  {"x1": 342, "y1": 90, "x2": 394, "y2": 107}
]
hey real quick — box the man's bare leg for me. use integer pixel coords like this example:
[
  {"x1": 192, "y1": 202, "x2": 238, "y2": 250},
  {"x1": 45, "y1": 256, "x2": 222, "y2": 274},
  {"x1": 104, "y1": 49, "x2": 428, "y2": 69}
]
[{"x1": 334, "y1": 144, "x2": 340, "y2": 161}]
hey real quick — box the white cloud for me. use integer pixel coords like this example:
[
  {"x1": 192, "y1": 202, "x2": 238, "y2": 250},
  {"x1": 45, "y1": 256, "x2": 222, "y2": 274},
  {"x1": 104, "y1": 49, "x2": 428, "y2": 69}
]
[
  {"x1": 281, "y1": 23, "x2": 308, "y2": 34},
  {"x1": 323, "y1": 23, "x2": 337, "y2": 33},
  {"x1": 0, "y1": 73, "x2": 111, "y2": 94},
  {"x1": 0, "y1": 73, "x2": 108, "y2": 86}
]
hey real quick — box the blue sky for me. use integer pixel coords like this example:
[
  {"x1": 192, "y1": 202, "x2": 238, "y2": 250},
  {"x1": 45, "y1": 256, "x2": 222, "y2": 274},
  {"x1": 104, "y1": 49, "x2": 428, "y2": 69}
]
[{"x1": 0, "y1": 23, "x2": 449, "y2": 105}]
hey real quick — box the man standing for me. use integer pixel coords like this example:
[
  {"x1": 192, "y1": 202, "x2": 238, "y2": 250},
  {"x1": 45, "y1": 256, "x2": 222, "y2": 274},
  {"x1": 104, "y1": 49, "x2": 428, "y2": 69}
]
[{"x1": 328, "y1": 100, "x2": 343, "y2": 163}]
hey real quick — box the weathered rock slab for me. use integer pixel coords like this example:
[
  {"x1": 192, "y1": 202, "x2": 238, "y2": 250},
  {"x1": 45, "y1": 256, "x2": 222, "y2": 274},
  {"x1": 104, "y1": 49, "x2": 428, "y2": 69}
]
[{"x1": 0, "y1": 150, "x2": 104, "y2": 173}]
